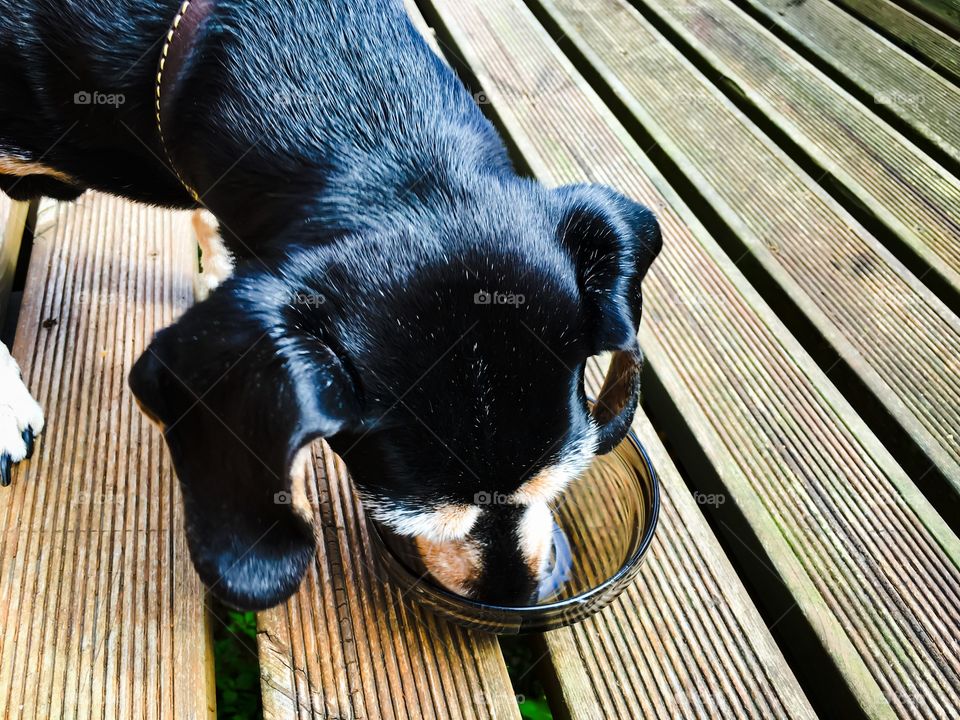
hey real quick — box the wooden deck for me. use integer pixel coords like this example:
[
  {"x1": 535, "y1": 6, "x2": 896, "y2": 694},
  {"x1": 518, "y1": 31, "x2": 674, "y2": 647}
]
[{"x1": 1, "y1": 0, "x2": 959, "y2": 718}]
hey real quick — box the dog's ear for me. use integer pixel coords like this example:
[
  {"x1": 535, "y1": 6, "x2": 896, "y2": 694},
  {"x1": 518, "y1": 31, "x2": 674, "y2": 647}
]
[
  {"x1": 129, "y1": 283, "x2": 360, "y2": 610},
  {"x1": 555, "y1": 184, "x2": 662, "y2": 453}
]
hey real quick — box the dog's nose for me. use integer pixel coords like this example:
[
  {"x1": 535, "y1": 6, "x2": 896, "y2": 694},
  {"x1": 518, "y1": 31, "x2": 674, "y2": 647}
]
[
  {"x1": 470, "y1": 566, "x2": 539, "y2": 606},
  {"x1": 480, "y1": 585, "x2": 539, "y2": 606}
]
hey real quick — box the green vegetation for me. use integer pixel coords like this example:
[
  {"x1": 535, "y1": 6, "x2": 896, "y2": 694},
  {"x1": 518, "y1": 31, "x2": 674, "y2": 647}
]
[
  {"x1": 500, "y1": 637, "x2": 554, "y2": 720},
  {"x1": 211, "y1": 602, "x2": 552, "y2": 719},
  {"x1": 211, "y1": 604, "x2": 263, "y2": 720}
]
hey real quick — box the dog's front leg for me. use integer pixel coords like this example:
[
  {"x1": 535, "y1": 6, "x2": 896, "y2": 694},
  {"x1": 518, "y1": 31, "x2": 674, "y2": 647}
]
[
  {"x1": 0, "y1": 342, "x2": 43, "y2": 485},
  {"x1": 192, "y1": 210, "x2": 234, "y2": 299}
]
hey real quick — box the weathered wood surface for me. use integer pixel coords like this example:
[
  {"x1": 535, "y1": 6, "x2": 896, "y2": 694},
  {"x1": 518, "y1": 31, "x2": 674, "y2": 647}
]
[
  {"x1": 421, "y1": 0, "x2": 960, "y2": 715},
  {"x1": 733, "y1": 0, "x2": 960, "y2": 168},
  {"x1": 411, "y1": 5, "x2": 811, "y2": 716},
  {"x1": 541, "y1": 361, "x2": 816, "y2": 720},
  {"x1": 633, "y1": 0, "x2": 960, "y2": 315},
  {"x1": 256, "y1": 441, "x2": 520, "y2": 720},
  {"x1": 3, "y1": 1, "x2": 959, "y2": 718},
  {"x1": 828, "y1": 0, "x2": 960, "y2": 85},
  {"x1": 0, "y1": 196, "x2": 29, "y2": 324},
  {"x1": 894, "y1": 0, "x2": 960, "y2": 36},
  {"x1": 0, "y1": 194, "x2": 212, "y2": 719},
  {"x1": 532, "y1": 0, "x2": 960, "y2": 523}
]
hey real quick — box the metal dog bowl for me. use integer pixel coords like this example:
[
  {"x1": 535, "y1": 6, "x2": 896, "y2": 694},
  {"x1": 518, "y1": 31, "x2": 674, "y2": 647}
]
[{"x1": 367, "y1": 430, "x2": 660, "y2": 634}]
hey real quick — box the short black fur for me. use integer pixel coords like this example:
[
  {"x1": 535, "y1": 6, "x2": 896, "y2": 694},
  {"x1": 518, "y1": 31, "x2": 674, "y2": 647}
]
[{"x1": 1, "y1": 0, "x2": 661, "y2": 608}]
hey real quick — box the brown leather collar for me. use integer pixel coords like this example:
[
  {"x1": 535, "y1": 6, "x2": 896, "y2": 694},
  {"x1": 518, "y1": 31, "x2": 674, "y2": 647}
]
[{"x1": 155, "y1": 0, "x2": 215, "y2": 202}]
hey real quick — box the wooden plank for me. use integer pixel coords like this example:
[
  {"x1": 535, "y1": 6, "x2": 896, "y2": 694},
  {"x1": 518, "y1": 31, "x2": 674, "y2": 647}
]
[
  {"x1": 730, "y1": 0, "x2": 960, "y2": 170},
  {"x1": 0, "y1": 196, "x2": 29, "y2": 325},
  {"x1": 256, "y1": 442, "x2": 521, "y2": 720},
  {"x1": 633, "y1": 0, "x2": 960, "y2": 316},
  {"x1": 829, "y1": 0, "x2": 960, "y2": 85},
  {"x1": 0, "y1": 194, "x2": 212, "y2": 718},
  {"x1": 893, "y1": 0, "x2": 960, "y2": 36},
  {"x1": 255, "y1": 8, "x2": 538, "y2": 719},
  {"x1": 419, "y1": 0, "x2": 960, "y2": 715},
  {"x1": 404, "y1": 6, "x2": 814, "y2": 717},
  {"x1": 533, "y1": 0, "x2": 960, "y2": 526},
  {"x1": 540, "y1": 361, "x2": 816, "y2": 720}
]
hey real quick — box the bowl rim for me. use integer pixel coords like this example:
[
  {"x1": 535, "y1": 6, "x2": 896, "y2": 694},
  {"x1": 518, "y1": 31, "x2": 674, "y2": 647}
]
[{"x1": 368, "y1": 429, "x2": 661, "y2": 616}]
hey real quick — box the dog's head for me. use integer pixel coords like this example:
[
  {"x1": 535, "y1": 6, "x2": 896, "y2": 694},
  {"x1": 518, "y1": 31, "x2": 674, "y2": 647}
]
[{"x1": 129, "y1": 181, "x2": 660, "y2": 609}]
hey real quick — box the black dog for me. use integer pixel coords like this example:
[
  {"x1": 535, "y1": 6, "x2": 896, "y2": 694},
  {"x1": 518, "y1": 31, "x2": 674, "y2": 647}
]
[{"x1": 0, "y1": 0, "x2": 661, "y2": 608}]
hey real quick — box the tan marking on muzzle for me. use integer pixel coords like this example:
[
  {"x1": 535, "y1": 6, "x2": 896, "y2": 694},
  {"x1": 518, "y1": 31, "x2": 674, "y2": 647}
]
[
  {"x1": 429, "y1": 503, "x2": 481, "y2": 539},
  {"x1": 415, "y1": 535, "x2": 482, "y2": 597},
  {"x1": 385, "y1": 503, "x2": 481, "y2": 542},
  {"x1": 511, "y1": 465, "x2": 570, "y2": 506}
]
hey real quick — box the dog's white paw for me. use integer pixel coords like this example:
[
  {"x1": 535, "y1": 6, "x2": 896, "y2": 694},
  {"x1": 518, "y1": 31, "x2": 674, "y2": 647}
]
[{"x1": 0, "y1": 343, "x2": 43, "y2": 485}]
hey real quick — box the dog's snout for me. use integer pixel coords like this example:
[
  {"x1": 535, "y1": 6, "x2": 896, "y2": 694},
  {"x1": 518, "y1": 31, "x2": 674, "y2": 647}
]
[
  {"x1": 518, "y1": 501, "x2": 554, "y2": 577},
  {"x1": 413, "y1": 533, "x2": 543, "y2": 605},
  {"x1": 413, "y1": 502, "x2": 555, "y2": 606},
  {"x1": 415, "y1": 534, "x2": 483, "y2": 597},
  {"x1": 472, "y1": 570, "x2": 540, "y2": 606}
]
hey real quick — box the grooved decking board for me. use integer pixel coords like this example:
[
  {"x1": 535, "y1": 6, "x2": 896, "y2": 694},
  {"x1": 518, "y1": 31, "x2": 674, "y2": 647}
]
[
  {"x1": 534, "y1": 0, "x2": 960, "y2": 520},
  {"x1": 634, "y1": 0, "x2": 960, "y2": 314},
  {"x1": 0, "y1": 194, "x2": 211, "y2": 719},
  {"x1": 732, "y1": 0, "x2": 960, "y2": 167},
  {"x1": 256, "y1": 442, "x2": 519, "y2": 720},
  {"x1": 403, "y1": 4, "x2": 813, "y2": 715},
  {"x1": 0, "y1": 196, "x2": 28, "y2": 320},
  {"x1": 896, "y1": 0, "x2": 960, "y2": 35},
  {"x1": 399, "y1": 5, "x2": 810, "y2": 717},
  {"x1": 420, "y1": 0, "x2": 960, "y2": 715},
  {"x1": 829, "y1": 0, "x2": 960, "y2": 85},
  {"x1": 542, "y1": 363, "x2": 815, "y2": 719}
]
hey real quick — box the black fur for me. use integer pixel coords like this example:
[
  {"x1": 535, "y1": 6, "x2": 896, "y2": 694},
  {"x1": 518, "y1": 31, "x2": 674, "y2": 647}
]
[{"x1": 2, "y1": 0, "x2": 661, "y2": 608}]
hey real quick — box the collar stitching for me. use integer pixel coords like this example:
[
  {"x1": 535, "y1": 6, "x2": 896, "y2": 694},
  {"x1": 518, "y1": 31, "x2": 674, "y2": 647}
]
[{"x1": 156, "y1": 0, "x2": 201, "y2": 202}]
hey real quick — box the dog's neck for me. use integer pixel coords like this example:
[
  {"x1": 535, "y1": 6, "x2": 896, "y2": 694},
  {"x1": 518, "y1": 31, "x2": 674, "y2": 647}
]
[{"x1": 152, "y1": 0, "x2": 515, "y2": 257}]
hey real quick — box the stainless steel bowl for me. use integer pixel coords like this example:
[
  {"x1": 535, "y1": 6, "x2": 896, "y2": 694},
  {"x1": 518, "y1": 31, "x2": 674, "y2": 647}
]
[{"x1": 367, "y1": 429, "x2": 660, "y2": 634}]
